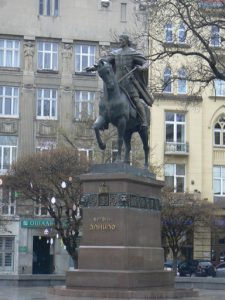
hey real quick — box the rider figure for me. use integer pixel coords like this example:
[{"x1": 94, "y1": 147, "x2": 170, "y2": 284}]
[{"x1": 87, "y1": 34, "x2": 153, "y2": 128}]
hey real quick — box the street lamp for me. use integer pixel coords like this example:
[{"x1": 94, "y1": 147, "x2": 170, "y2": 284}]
[
  {"x1": 51, "y1": 197, "x2": 56, "y2": 204},
  {"x1": 61, "y1": 181, "x2": 67, "y2": 189}
]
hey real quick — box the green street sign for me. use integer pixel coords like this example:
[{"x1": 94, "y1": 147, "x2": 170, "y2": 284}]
[
  {"x1": 19, "y1": 246, "x2": 28, "y2": 253},
  {"x1": 21, "y1": 218, "x2": 54, "y2": 228}
]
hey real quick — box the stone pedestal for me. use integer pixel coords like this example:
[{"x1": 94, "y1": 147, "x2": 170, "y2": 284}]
[{"x1": 51, "y1": 164, "x2": 198, "y2": 298}]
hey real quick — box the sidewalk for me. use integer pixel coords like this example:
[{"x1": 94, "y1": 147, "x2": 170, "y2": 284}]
[{"x1": 0, "y1": 286, "x2": 224, "y2": 300}]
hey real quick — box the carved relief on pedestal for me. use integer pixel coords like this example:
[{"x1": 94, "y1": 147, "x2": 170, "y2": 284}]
[
  {"x1": 0, "y1": 120, "x2": 18, "y2": 134},
  {"x1": 62, "y1": 43, "x2": 73, "y2": 73},
  {"x1": 24, "y1": 41, "x2": 34, "y2": 72},
  {"x1": 81, "y1": 192, "x2": 160, "y2": 210}
]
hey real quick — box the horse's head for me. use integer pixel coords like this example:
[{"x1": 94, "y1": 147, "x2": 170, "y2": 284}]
[{"x1": 97, "y1": 59, "x2": 115, "y2": 90}]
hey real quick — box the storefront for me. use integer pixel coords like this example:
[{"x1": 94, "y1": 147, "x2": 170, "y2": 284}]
[{"x1": 19, "y1": 218, "x2": 69, "y2": 274}]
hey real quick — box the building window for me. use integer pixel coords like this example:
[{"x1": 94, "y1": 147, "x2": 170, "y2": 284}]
[
  {"x1": 214, "y1": 116, "x2": 225, "y2": 147},
  {"x1": 211, "y1": 25, "x2": 220, "y2": 47},
  {"x1": 37, "y1": 88, "x2": 57, "y2": 119},
  {"x1": 0, "y1": 136, "x2": 17, "y2": 174},
  {"x1": 0, "y1": 188, "x2": 16, "y2": 216},
  {"x1": 214, "y1": 79, "x2": 225, "y2": 96},
  {"x1": 213, "y1": 165, "x2": 225, "y2": 196},
  {"x1": 121, "y1": 3, "x2": 127, "y2": 22},
  {"x1": 163, "y1": 67, "x2": 172, "y2": 93},
  {"x1": 0, "y1": 39, "x2": 20, "y2": 68},
  {"x1": 39, "y1": 0, "x2": 59, "y2": 16},
  {"x1": 78, "y1": 148, "x2": 93, "y2": 162},
  {"x1": 165, "y1": 163, "x2": 185, "y2": 193},
  {"x1": 39, "y1": 0, "x2": 44, "y2": 14},
  {"x1": 75, "y1": 44, "x2": 96, "y2": 73},
  {"x1": 75, "y1": 91, "x2": 95, "y2": 120},
  {"x1": 165, "y1": 112, "x2": 185, "y2": 144},
  {"x1": 177, "y1": 68, "x2": 187, "y2": 94},
  {"x1": 0, "y1": 86, "x2": 19, "y2": 117},
  {"x1": 34, "y1": 201, "x2": 48, "y2": 216},
  {"x1": 0, "y1": 237, "x2": 14, "y2": 271},
  {"x1": 178, "y1": 23, "x2": 186, "y2": 44},
  {"x1": 165, "y1": 23, "x2": 173, "y2": 43},
  {"x1": 37, "y1": 42, "x2": 58, "y2": 71}
]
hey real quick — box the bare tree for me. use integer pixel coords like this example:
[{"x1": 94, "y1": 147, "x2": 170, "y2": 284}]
[
  {"x1": 161, "y1": 187, "x2": 216, "y2": 270},
  {"x1": 5, "y1": 148, "x2": 89, "y2": 268},
  {"x1": 134, "y1": 0, "x2": 225, "y2": 93}
]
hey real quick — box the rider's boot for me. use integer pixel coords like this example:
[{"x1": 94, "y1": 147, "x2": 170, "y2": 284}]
[{"x1": 135, "y1": 100, "x2": 148, "y2": 128}]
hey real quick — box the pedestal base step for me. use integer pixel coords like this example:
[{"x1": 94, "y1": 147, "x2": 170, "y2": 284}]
[
  {"x1": 66, "y1": 269, "x2": 174, "y2": 289},
  {"x1": 49, "y1": 286, "x2": 199, "y2": 299}
]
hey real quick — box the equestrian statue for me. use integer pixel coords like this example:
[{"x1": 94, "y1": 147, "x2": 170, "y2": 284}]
[{"x1": 86, "y1": 34, "x2": 154, "y2": 168}]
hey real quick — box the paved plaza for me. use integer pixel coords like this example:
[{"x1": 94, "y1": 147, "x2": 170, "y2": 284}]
[{"x1": 0, "y1": 287, "x2": 224, "y2": 300}]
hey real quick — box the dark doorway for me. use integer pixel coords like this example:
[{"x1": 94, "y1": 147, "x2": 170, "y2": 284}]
[{"x1": 32, "y1": 236, "x2": 53, "y2": 274}]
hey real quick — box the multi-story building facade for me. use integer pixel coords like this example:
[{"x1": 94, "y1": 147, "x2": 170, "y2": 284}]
[
  {"x1": 0, "y1": 0, "x2": 145, "y2": 276},
  {"x1": 149, "y1": 0, "x2": 225, "y2": 262},
  {"x1": 5, "y1": 0, "x2": 224, "y2": 276}
]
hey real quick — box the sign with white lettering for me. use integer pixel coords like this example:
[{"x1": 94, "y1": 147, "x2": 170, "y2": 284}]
[{"x1": 21, "y1": 218, "x2": 54, "y2": 228}]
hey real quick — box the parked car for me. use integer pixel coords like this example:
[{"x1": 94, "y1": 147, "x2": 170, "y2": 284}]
[
  {"x1": 178, "y1": 260, "x2": 198, "y2": 276},
  {"x1": 195, "y1": 261, "x2": 216, "y2": 277},
  {"x1": 219, "y1": 251, "x2": 225, "y2": 262},
  {"x1": 164, "y1": 260, "x2": 180, "y2": 275},
  {"x1": 178, "y1": 260, "x2": 216, "y2": 277},
  {"x1": 216, "y1": 262, "x2": 225, "y2": 277},
  {"x1": 164, "y1": 260, "x2": 173, "y2": 271}
]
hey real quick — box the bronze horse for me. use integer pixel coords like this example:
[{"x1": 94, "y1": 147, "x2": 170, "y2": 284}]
[{"x1": 93, "y1": 59, "x2": 150, "y2": 168}]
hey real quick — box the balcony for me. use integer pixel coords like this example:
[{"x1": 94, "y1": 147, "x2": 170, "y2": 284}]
[{"x1": 165, "y1": 142, "x2": 189, "y2": 155}]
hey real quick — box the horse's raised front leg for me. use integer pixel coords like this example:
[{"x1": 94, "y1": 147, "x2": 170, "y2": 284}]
[
  {"x1": 93, "y1": 115, "x2": 107, "y2": 150},
  {"x1": 123, "y1": 131, "x2": 132, "y2": 165},
  {"x1": 139, "y1": 127, "x2": 149, "y2": 168},
  {"x1": 115, "y1": 117, "x2": 126, "y2": 162}
]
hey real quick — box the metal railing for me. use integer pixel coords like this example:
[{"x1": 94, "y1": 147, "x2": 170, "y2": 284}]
[{"x1": 165, "y1": 142, "x2": 189, "y2": 155}]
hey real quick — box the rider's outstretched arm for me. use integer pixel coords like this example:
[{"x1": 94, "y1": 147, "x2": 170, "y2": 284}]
[{"x1": 84, "y1": 65, "x2": 97, "y2": 72}]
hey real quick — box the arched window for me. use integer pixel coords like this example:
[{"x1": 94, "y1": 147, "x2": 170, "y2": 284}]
[
  {"x1": 163, "y1": 67, "x2": 172, "y2": 93},
  {"x1": 165, "y1": 23, "x2": 173, "y2": 43},
  {"x1": 178, "y1": 68, "x2": 187, "y2": 94},
  {"x1": 214, "y1": 115, "x2": 225, "y2": 146},
  {"x1": 178, "y1": 23, "x2": 186, "y2": 44}
]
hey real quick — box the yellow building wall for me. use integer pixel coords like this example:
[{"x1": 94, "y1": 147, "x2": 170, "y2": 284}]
[{"x1": 150, "y1": 82, "x2": 225, "y2": 260}]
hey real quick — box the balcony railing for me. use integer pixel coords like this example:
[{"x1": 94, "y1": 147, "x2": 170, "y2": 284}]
[{"x1": 165, "y1": 142, "x2": 189, "y2": 155}]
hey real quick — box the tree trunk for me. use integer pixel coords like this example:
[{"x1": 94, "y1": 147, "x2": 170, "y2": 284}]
[{"x1": 172, "y1": 252, "x2": 178, "y2": 275}]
